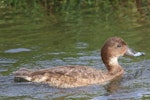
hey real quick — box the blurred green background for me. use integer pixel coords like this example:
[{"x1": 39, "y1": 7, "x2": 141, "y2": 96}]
[{"x1": 0, "y1": 0, "x2": 149, "y2": 100}]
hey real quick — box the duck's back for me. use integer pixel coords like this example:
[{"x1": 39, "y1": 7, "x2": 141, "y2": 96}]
[{"x1": 14, "y1": 66, "x2": 106, "y2": 88}]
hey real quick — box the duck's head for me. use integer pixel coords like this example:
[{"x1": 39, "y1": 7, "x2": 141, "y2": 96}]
[
  {"x1": 101, "y1": 37, "x2": 127, "y2": 58},
  {"x1": 101, "y1": 37, "x2": 145, "y2": 72}
]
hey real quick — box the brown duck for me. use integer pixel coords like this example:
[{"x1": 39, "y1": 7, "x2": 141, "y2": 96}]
[{"x1": 14, "y1": 37, "x2": 145, "y2": 88}]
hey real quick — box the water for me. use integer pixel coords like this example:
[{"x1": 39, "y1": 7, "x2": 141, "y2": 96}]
[{"x1": 0, "y1": 9, "x2": 150, "y2": 100}]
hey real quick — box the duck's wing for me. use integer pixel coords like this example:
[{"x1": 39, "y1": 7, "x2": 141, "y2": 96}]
[{"x1": 14, "y1": 66, "x2": 105, "y2": 88}]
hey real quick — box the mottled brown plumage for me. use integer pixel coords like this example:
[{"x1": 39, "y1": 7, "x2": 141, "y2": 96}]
[{"x1": 14, "y1": 37, "x2": 143, "y2": 88}]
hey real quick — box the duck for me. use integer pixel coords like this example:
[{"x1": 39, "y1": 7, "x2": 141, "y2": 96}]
[{"x1": 14, "y1": 37, "x2": 145, "y2": 88}]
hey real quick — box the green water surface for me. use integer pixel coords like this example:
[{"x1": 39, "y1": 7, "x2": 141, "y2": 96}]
[{"x1": 0, "y1": 7, "x2": 150, "y2": 100}]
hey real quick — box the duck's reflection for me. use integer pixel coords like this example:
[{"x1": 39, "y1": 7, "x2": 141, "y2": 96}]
[{"x1": 104, "y1": 76, "x2": 123, "y2": 93}]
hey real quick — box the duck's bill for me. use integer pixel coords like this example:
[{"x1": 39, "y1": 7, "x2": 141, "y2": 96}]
[{"x1": 125, "y1": 47, "x2": 145, "y2": 57}]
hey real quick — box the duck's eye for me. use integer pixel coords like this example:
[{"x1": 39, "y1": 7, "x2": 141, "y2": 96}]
[{"x1": 117, "y1": 45, "x2": 121, "y2": 48}]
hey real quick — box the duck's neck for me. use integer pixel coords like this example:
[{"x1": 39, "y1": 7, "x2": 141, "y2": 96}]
[{"x1": 103, "y1": 56, "x2": 124, "y2": 74}]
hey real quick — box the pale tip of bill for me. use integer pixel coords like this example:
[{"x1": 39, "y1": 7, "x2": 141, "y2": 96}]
[{"x1": 134, "y1": 52, "x2": 145, "y2": 57}]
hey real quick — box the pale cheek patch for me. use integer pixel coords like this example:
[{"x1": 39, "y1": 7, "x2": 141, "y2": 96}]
[{"x1": 109, "y1": 57, "x2": 118, "y2": 66}]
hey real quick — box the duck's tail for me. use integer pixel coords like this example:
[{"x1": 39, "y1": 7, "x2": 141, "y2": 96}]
[{"x1": 14, "y1": 68, "x2": 33, "y2": 82}]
